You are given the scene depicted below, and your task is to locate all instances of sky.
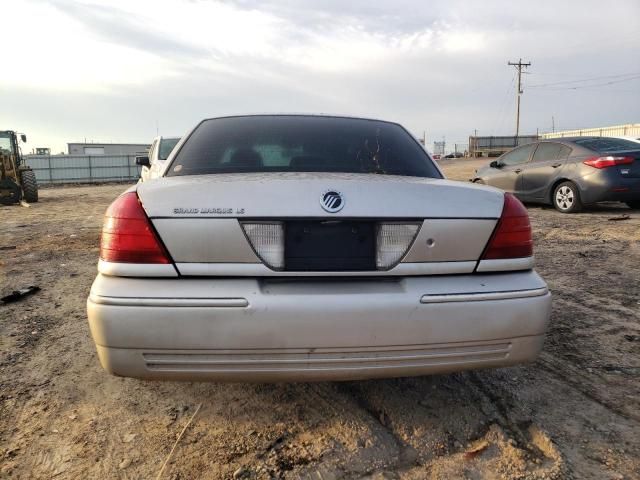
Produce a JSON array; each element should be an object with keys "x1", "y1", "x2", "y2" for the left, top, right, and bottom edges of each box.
[{"x1": 2, "y1": 0, "x2": 639, "y2": 154}]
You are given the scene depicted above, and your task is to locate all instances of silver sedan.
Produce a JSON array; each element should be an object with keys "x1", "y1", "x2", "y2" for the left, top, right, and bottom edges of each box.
[{"x1": 87, "y1": 114, "x2": 551, "y2": 382}]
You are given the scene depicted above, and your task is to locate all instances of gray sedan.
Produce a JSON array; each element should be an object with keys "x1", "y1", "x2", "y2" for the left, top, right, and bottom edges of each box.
[
  {"x1": 473, "y1": 137, "x2": 640, "y2": 213},
  {"x1": 87, "y1": 114, "x2": 551, "y2": 382}
]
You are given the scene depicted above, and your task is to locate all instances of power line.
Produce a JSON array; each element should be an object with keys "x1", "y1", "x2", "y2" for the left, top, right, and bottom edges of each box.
[
  {"x1": 528, "y1": 71, "x2": 640, "y2": 88},
  {"x1": 508, "y1": 58, "x2": 531, "y2": 136},
  {"x1": 531, "y1": 75, "x2": 640, "y2": 91}
]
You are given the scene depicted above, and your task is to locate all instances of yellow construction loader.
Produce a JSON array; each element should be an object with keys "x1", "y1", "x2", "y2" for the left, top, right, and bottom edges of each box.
[{"x1": 0, "y1": 130, "x2": 38, "y2": 205}]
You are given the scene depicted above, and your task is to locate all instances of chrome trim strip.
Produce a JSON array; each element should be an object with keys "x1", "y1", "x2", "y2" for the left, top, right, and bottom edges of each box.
[
  {"x1": 420, "y1": 287, "x2": 548, "y2": 304},
  {"x1": 143, "y1": 346, "x2": 511, "y2": 366},
  {"x1": 98, "y1": 260, "x2": 178, "y2": 278},
  {"x1": 143, "y1": 340, "x2": 514, "y2": 355},
  {"x1": 89, "y1": 294, "x2": 248, "y2": 308},
  {"x1": 175, "y1": 261, "x2": 477, "y2": 277},
  {"x1": 476, "y1": 256, "x2": 535, "y2": 273},
  {"x1": 145, "y1": 355, "x2": 510, "y2": 372}
]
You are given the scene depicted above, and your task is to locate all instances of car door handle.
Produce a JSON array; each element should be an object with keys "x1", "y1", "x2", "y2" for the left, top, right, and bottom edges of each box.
[
  {"x1": 551, "y1": 163, "x2": 562, "y2": 168},
  {"x1": 514, "y1": 168, "x2": 522, "y2": 174}
]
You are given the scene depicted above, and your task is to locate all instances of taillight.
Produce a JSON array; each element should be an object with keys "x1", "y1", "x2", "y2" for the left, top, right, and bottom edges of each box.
[
  {"x1": 100, "y1": 192, "x2": 170, "y2": 264},
  {"x1": 583, "y1": 156, "x2": 634, "y2": 169},
  {"x1": 482, "y1": 193, "x2": 532, "y2": 260}
]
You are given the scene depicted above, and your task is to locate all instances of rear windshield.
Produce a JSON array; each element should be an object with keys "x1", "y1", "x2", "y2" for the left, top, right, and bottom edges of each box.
[
  {"x1": 167, "y1": 116, "x2": 441, "y2": 178},
  {"x1": 158, "y1": 137, "x2": 180, "y2": 160},
  {"x1": 573, "y1": 137, "x2": 640, "y2": 153}
]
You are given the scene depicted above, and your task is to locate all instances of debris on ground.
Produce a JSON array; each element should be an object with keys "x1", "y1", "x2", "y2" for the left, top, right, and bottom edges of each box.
[
  {"x1": 1, "y1": 286, "x2": 40, "y2": 304},
  {"x1": 608, "y1": 214, "x2": 630, "y2": 221},
  {"x1": 233, "y1": 466, "x2": 249, "y2": 479},
  {"x1": 0, "y1": 245, "x2": 17, "y2": 251},
  {"x1": 463, "y1": 442, "x2": 489, "y2": 460}
]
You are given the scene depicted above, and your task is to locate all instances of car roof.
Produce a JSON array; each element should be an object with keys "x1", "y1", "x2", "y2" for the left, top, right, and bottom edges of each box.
[
  {"x1": 153, "y1": 135, "x2": 181, "y2": 142},
  {"x1": 200, "y1": 113, "x2": 401, "y2": 126}
]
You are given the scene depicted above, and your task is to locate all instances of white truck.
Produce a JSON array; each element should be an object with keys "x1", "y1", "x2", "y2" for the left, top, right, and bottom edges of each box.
[{"x1": 136, "y1": 136, "x2": 181, "y2": 182}]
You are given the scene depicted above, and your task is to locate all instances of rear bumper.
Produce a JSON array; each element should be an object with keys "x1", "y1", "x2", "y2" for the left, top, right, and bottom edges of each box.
[
  {"x1": 87, "y1": 271, "x2": 551, "y2": 381},
  {"x1": 575, "y1": 170, "x2": 640, "y2": 204}
]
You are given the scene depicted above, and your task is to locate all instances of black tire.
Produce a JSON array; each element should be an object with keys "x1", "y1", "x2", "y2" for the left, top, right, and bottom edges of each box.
[
  {"x1": 20, "y1": 169, "x2": 38, "y2": 203},
  {"x1": 553, "y1": 181, "x2": 582, "y2": 213},
  {"x1": 626, "y1": 201, "x2": 640, "y2": 210}
]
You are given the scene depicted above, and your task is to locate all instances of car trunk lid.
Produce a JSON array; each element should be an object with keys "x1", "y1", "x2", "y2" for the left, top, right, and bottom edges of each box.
[
  {"x1": 617, "y1": 150, "x2": 640, "y2": 178},
  {"x1": 137, "y1": 172, "x2": 503, "y2": 219},
  {"x1": 136, "y1": 173, "x2": 505, "y2": 275}
]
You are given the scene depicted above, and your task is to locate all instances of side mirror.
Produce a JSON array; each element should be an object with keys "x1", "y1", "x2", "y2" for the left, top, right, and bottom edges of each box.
[
  {"x1": 20, "y1": 134, "x2": 27, "y2": 143},
  {"x1": 136, "y1": 155, "x2": 150, "y2": 167},
  {"x1": 489, "y1": 160, "x2": 501, "y2": 168}
]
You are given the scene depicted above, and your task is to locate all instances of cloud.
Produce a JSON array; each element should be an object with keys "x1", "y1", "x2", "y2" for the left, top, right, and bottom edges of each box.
[
  {"x1": 49, "y1": 0, "x2": 212, "y2": 59},
  {"x1": 4, "y1": 0, "x2": 639, "y2": 153}
]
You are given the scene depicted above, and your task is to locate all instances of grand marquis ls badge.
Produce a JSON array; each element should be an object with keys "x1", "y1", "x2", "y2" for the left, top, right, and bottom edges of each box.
[{"x1": 320, "y1": 190, "x2": 344, "y2": 213}]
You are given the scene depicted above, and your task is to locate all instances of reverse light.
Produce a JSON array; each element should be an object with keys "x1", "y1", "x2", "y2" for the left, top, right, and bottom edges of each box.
[
  {"x1": 376, "y1": 223, "x2": 421, "y2": 269},
  {"x1": 242, "y1": 222, "x2": 285, "y2": 269},
  {"x1": 481, "y1": 193, "x2": 532, "y2": 260},
  {"x1": 100, "y1": 192, "x2": 170, "y2": 264},
  {"x1": 583, "y1": 156, "x2": 634, "y2": 169}
]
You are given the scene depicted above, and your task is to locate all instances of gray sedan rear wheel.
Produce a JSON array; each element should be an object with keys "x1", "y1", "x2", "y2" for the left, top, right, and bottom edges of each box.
[{"x1": 553, "y1": 181, "x2": 582, "y2": 213}]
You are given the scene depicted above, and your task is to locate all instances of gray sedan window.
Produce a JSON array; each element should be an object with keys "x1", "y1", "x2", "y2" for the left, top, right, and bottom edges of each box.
[
  {"x1": 574, "y1": 137, "x2": 640, "y2": 153},
  {"x1": 501, "y1": 143, "x2": 536, "y2": 166},
  {"x1": 558, "y1": 145, "x2": 572, "y2": 160},
  {"x1": 531, "y1": 143, "x2": 572, "y2": 163}
]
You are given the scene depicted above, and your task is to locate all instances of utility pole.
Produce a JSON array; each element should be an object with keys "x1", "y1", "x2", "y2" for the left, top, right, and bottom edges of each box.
[
  {"x1": 508, "y1": 58, "x2": 531, "y2": 137},
  {"x1": 552, "y1": 116, "x2": 555, "y2": 133}
]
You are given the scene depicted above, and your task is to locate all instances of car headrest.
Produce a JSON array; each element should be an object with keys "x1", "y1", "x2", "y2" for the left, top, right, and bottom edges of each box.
[{"x1": 229, "y1": 148, "x2": 263, "y2": 168}]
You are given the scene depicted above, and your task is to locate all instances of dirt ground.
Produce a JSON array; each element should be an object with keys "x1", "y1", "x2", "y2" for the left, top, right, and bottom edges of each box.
[{"x1": 1, "y1": 159, "x2": 639, "y2": 479}]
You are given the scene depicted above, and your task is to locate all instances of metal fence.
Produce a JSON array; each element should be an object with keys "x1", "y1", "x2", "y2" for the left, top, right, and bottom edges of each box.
[
  {"x1": 540, "y1": 123, "x2": 640, "y2": 139},
  {"x1": 468, "y1": 135, "x2": 539, "y2": 157},
  {"x1": 23, "y1": 154, "x2": 142, "y2": 184}
]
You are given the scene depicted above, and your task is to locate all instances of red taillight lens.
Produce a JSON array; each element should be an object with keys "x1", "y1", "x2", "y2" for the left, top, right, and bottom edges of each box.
[
  {"x1": 482, "y1": 193, "x2": 533, "y2": 260},
  {"x1": 583, "y1": 156, "x2": 634, "y2": 169},
  {"x1": 100, "y1": 192, "x2": 170, "y2": 264}
]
